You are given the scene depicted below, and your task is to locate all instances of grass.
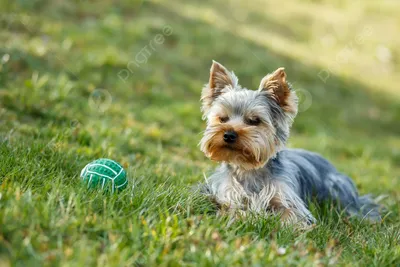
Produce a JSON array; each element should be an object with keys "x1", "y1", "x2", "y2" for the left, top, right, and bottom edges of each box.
[{"x1": 1, "y1": 0, "x2": 400, "y2": 266}]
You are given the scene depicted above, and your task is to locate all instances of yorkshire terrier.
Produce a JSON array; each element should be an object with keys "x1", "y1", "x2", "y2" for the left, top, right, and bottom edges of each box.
[{"x1": 199, "y1": 61, "x2": 381, "y2": 226}]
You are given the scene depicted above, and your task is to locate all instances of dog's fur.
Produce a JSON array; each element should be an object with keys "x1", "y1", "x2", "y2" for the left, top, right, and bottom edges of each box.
[{"x1": 199, "y1": 61, "x2": 381, "y2": 226}]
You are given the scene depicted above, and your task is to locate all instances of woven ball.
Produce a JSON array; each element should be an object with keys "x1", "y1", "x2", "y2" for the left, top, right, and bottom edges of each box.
[{"x1": 80, "y1": 158, "x2": 127, "y2": 193}]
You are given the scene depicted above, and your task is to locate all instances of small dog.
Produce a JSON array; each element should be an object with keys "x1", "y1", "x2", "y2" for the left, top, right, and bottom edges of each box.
[{"x1": 199, "y1": 61, "x2": 381, "y2": 226}]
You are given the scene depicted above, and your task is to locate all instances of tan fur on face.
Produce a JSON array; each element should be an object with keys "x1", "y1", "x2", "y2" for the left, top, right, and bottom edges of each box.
[
  {"x1": 200, "y1": 120, "x2": 278, "y2": 170},
  {"x1": 200, "y1": 62, "x2": 298, "y2": 170}
]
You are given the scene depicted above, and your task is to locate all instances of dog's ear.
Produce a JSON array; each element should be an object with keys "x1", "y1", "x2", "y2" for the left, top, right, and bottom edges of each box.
[
  {"x1": 208, "y1": 61, "x2": 237, "y2": 92},
  {"x1": 201, "y1": 61, "x2": 238, "y2": 114},
  {"x1": 259, "y1": 68, "x2": 297, "y2": 114}
]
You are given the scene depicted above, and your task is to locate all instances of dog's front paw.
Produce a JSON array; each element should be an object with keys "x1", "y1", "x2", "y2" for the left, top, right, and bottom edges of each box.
[{"x1": 279, "y1": 208, "x2": 317, "y2": 230}]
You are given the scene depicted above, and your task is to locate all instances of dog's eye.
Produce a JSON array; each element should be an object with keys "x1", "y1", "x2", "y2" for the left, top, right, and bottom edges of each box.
[
  {"x1": 246, "y1": 117, "x2": 261, "y2": 126},
  {"x1": 219, "y1": 116, "x2": 229, "y2": 123}
]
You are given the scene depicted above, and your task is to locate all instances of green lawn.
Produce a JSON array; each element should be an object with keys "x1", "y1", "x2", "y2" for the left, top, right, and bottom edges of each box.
[{"x1": 1, "y1": 0, "x2": 400, "y2": 266}]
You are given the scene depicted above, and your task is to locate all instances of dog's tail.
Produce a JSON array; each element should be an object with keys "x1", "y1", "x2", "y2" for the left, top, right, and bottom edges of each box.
[{"x1": 356, "y1": 194, "x2": 382, "y2": 222}]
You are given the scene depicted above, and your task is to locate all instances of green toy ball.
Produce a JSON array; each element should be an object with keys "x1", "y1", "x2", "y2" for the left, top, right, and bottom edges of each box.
[{"x1": 80, "y1": 158, "x2": 128, "y2": 193}]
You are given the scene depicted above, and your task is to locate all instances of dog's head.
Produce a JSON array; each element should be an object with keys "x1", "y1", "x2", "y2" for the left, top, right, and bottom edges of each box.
[{"x1": 200, "y1": 61, "x2": 298, "y2": 170}]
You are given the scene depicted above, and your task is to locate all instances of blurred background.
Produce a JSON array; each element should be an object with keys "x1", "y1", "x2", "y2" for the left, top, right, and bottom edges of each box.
[{"x1": 1, "y1": 0, "x2": 400, "y2": 198}]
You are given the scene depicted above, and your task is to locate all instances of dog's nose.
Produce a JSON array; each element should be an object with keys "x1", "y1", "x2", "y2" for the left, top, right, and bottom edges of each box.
[{"x1": 223, "y1": 130, "x2": 238, "y2": 143}]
